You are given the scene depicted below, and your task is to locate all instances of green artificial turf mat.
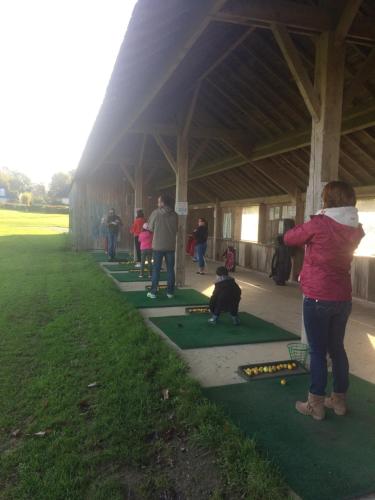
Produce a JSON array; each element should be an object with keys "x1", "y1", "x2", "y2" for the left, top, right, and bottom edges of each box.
[
  {"x1": 90, "y1": 251, "x2": 131, "y2": 262},
  {"x1": 112, "y1": 272, "x2": 167, "y2": 282},
  {"x1": 103, "y1": 263, "x2": 139, "y2": 271},
  {"x1": 204, "y1": 374, "x2": 375, "y2": 500},
  {"x1": 150, "y1": 312, "x2": 298, "y2": 349},
  {"x1": 121, "y1": 289, "x2": 208, "y2": 308}
]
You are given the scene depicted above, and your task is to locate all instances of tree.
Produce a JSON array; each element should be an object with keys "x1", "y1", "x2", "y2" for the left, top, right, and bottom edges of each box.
[
  {"x1": 20, "y1": 192, "x2": 32, "y2": 206},
  {"x1": 48, "y1": 172, "x2": 72, "y2": 201},
  {"x1": 0, "y1": 168, "x2": 32, "y2": 199},
  {"x1": 31, "y1": 183, "x2": 46, "y2": 204}
]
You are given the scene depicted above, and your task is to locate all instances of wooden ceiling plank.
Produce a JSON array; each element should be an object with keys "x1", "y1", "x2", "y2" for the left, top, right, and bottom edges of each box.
[{"x1": 344, "y1": 47, "x2": 375, "y2": 106}]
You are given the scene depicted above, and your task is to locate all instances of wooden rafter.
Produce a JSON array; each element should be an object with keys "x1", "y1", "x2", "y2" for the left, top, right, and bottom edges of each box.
[
  {"x1": 84, "y1": 0, "x2": 229, "y2": 175},
  {"x1": 335, "y1": 0, "x2": 363, "y2": 47},
  {"x1": 120, "y1": 164, "x2": 135, "y2": 190},
  {"x1": 181, "y1": 82, "x2": 201, "y2": 140},
  {"x1": 156, "y1": 102, "x2": 375, "y2": 189},
  {"x1": 213, "y1": 0, "x2": 330, "y2": 33},
  {"x1": 197, "y1": 27, "x2": 255, "y2": 82},
  {"x1": 153, "y1": 134, "x2": 177, "y2": 174},
  {"x1": 271, "y1": 24, "x2": 320, "y2": 122},
  {"x1": 213, "y1": 0, "x2": 375, "y2": 44}
]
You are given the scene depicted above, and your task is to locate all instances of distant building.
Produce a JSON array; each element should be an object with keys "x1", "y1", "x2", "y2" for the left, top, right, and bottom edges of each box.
[{"x1": 0, "y1": 187, "x2": 8, "y2": 204}]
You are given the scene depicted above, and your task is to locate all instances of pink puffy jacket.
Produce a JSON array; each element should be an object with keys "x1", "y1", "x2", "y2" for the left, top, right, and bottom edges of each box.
[
  {"x1": 138, "y1": 229, "x2": 153, "y2": 251},
  {"x1": 284, "y1": 214, "x2": 364, "y2": 301}
]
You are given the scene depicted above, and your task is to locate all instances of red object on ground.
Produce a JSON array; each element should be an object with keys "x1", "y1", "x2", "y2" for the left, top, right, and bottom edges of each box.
[
  {"x1": 223, "y1": 246, "x2": 236, "y2": 272},
  {"x1": 186, "y1": 235, "x2": 196, "y2": 256}
]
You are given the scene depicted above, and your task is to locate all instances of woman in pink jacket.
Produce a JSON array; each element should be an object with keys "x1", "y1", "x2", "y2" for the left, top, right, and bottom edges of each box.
[{"x1": 284, "y1": 181, "x2": 364, "y2": 420}]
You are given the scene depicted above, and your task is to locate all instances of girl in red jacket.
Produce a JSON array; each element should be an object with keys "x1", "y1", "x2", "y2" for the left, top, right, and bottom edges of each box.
[
  {"x1": 130, "y1": 209, "x2": 145, "y2": 266},
  {"x1": 284, "y1": 181, "x2": 364, "y2": 420}
]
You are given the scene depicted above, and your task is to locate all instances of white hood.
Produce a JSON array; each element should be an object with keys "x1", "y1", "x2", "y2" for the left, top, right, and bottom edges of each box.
[{"x1": 316, "y1": 206, "x2": 359, "y2": 228}]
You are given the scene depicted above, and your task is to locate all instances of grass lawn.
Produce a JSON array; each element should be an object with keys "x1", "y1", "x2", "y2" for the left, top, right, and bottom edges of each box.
[
  {"x1": 0, "y1": 208, "x2": 69, "y2": 235},
  {"x1": 0, "y1": 210, "x2": 287, "y2": 499}
]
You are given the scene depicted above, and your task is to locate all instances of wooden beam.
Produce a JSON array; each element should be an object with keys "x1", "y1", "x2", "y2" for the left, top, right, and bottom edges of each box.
[
  {"x1": 213, "y1": 1, "x2": 331, "y2": 33},
  {"x1": 197, "y1": 27, "x2": 255, "y2": 82},
  {"x1": 214, "y1": 2, "x2": 375, "y2": 44},
  {"x1": 335, "y1": 0, "x2": 363, "y2": 47},
  {"x1": 344, "y1": 47, "x2": 375, "y2": 107},
  {"x1": 175, "y1": 133, "x2": 189, "y2": 286},
  {"x1": 120, "y1": 164, "x2": 135, "y2": 190},
  {"x1": 156, "y1": 102, "x2": 375, "y2": 188},
  {"x1": 132, "y1": 122, "x2": 249, "y2": 141},
  {"x1": 305, "y1": 30, "x2": 346, "y2": 217},
  {"x1": 181, "y1": 82, "x2": 201, "y2": 140},
  {"x1": 153, "y1": 134, "x2": 177, "y2": 173},
  {"x1": 272, "y1": 24, "x2": 321, "y2": 121},
  {"x1": 80, "y1": 0, "x2": 228, "y2": 176}
]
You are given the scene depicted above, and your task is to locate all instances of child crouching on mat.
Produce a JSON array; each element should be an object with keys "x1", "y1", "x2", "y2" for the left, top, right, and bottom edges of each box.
[{"x1": 208, "y1": 266, "x2": 241, "y2": 325}]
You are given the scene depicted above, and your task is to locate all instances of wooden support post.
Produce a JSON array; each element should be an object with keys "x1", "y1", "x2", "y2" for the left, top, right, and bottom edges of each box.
[
  {"x1": 305, "y1": 31, "x2": 346, "y2": 219},
  {"x1": 175, "y1": 133, "x2": 189, "y2": 287},
  {"x1": 301, "y1": 32, "x2": 346, "y2": 345},
  {"x1": 257, "y1": 203, "x2": 267, "y2": 244},
  {"x1": 212, "y1": 199, "x2": 220, "y2": 261},
  {"x1": 292, "y1": 189, "x2": 304, "y2": 281}
]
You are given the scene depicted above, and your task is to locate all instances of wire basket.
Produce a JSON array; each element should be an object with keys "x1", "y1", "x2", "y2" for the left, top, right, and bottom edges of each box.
[{"x1": 287, "y1": 342, "x2": 309, "y2": 367}]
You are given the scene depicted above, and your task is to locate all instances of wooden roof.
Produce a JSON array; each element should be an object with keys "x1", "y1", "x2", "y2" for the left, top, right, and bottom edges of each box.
[{"x1": 77, "y1": 0, "x2": 375, "y2": 203}]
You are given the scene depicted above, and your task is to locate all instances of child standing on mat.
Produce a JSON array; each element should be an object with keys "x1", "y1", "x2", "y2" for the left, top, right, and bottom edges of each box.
[
  {"x1": 138, "y1": 223, "x2": 153, "y2": 279},
  {"x1": 208, "y1": 266, "x2": 241, "y2": 325}
]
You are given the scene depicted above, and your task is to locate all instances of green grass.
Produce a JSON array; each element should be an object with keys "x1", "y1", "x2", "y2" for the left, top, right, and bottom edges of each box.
[
  {"x1": 0, "y1": 211, "x2": 288, "y2": 499},
  {"x1": 0, "y1": 208, "x2": 69, "y2": 235}
]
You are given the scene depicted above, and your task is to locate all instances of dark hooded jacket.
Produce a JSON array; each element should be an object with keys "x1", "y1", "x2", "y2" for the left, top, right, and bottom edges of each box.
[{"x1": 209, "y1": 276, "x2": 241, "y2": 313}]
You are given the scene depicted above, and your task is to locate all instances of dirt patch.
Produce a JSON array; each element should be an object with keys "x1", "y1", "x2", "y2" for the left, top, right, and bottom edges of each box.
[{"x1": 90, "y1": 436, "x2": 226, "y2": 499}]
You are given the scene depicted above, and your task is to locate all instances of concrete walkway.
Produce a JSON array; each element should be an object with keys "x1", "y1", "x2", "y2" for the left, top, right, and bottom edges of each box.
[{"x1": 102, "y1": 257, "x2": 375, "y2": 388}]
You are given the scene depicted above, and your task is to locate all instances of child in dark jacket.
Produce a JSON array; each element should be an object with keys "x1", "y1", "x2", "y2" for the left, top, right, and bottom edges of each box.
[
  {"x1": 208, "y1": 266, "x2": 241, "y2": 325},
  {"x1": 269, "y1": 235, "x2": 292, "y2": 286}
]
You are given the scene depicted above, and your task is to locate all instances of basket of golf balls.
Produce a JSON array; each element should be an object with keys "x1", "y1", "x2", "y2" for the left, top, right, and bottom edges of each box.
[
  {"x1": 238, "y1": 360, "x2": 308, "y2": 381},
  {"x1": 185, "y1": 306, "x2": 210, "y2": 314}
]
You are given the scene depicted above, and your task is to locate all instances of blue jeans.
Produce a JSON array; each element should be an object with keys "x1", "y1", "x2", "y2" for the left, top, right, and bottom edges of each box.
[
  {"x1": 108, "y1": 231, "x2": 118, "y2": 259},
  {"x1": 303, "y1": 297, "x2": 352, "y2": 396},
  {"x1": 151, "y1": 250, "x2": 175, "y2": 295},
  {"x1": 196, "y1": 242, "x2": 207, "y2": 269}
]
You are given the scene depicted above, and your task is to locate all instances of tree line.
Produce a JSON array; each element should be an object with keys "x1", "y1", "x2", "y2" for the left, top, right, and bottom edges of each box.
[{"x1": 0, "y1": 168, "x2": 74, "y2": 205}]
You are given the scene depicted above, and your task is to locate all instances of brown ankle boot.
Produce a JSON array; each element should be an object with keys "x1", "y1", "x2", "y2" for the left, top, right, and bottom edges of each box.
[
  {"x1": 296, "y1": 392, "x2": 325, "y2": 420},
  {"x1": 324, "y1": 392, "x2": 347, "y2": 416}
]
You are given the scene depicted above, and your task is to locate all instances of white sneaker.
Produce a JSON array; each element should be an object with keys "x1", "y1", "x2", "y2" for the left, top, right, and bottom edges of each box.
[
  {"x1": 166, "y1": 293, "x2": 174, "y2": 299},
  {"x1": 147, "y1": 292, "x2": 156, "y2": 299},
  {"x1": 135, "y1": 262, "x2": 141, "y2": 268}
]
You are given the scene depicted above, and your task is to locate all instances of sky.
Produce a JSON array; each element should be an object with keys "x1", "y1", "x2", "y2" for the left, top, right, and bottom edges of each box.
[{"x1": 0, "y1": 0, "x2": 138, "y2": 187}]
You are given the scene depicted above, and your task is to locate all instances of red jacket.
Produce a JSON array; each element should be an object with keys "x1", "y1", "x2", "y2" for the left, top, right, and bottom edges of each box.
[
  {"x1": 284, "y1": 214, "x2": 364, "y2": 301},
  {"x1": 130, "y1": 217, "x2": 145, "y2": 236}
]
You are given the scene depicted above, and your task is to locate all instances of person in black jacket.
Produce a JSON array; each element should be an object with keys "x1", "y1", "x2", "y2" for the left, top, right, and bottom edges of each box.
[
  {"x1": 208, "y1": 266, "x2": 241, "y2": 325},
  {"x1": 193, "y1": 218, "x2": 208, "y2": 275},
  {"x1": 269, "y1": 235, "x2": 292, "y2": 286}
]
